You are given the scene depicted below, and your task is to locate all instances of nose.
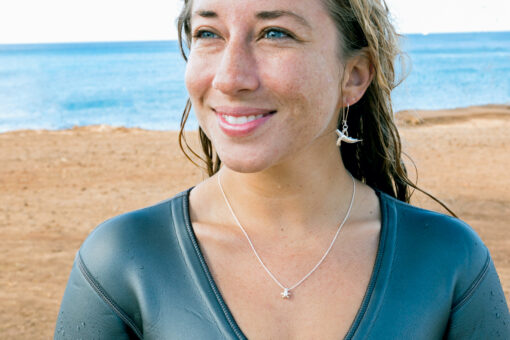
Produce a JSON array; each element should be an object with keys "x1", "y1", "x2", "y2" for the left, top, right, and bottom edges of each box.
[{"x1": 212, "y1": 40, "x2": 260, "y2": 95}]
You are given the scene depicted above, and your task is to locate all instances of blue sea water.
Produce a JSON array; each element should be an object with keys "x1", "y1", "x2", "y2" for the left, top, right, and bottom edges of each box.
[
  {"x1": 393, "y1": 31, "x2": 510, "y2": 111},
  {"x1": 0, "y1": 32, "x2": 509, "y2": 132}
]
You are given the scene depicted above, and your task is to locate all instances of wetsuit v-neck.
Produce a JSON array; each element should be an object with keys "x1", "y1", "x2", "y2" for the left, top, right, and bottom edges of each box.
[{"x1": 55, "y1": 189, "x2": 510, "y2": 339}]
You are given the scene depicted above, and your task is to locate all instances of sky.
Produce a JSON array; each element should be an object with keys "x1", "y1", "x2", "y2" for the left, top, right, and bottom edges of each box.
[{"x1": 0, "y1": 0, "x2": 509, "y2": 44}]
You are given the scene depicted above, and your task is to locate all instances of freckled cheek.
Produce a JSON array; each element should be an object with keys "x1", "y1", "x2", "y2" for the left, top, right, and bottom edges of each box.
[
  {"x1": 259, "y1": 59, "x2": 308, "y2": 102},
  {"x1": 262, "y1": 54, "x2": 341, "y2": 140},
  {"x1": 260, "y1": 56, "x2": 334, "y2": 113},
  {"x1": 184, "y1": 56, "x2": 216, "y2": 105},
  {"x1": 184, "y1": 59, "x2": 217, "y2": 137}
]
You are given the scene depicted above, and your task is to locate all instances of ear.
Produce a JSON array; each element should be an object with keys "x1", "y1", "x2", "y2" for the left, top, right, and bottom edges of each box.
[{"x1": 341, "y1": 49, "x2": 374, "y2": 106}]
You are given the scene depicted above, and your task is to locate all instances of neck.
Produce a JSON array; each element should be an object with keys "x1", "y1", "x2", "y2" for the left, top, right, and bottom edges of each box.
[{"x1": 217, "y1": 138, "x2": 354, "y2": 238}]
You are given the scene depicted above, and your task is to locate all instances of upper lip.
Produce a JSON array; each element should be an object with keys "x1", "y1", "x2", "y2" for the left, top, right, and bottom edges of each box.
[{"x1": 213, "y1": 106, "x2": 276, "y2": 117}]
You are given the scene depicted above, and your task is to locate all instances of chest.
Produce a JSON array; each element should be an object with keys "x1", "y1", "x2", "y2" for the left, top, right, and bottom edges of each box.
[{"x1": 192, "y1": 221, "x2": 381, "y2": 340}]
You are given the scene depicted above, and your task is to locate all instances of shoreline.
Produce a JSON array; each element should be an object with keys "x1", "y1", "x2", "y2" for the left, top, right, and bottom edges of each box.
[
  {"x1": 1, "y1": 104, "x2": 509, "y2": 135},
  {"x1": 395, "y1": 104, "x2": 510, "y2": 125},
  {"x1": 1, "y1": 104, "x2": 510, "y2": 338}
]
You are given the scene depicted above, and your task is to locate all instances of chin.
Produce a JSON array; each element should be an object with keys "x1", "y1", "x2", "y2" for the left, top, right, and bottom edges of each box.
[
  {"x1": 221, "y1": 159, "x2": 267, "y2": 174},
  {"x1": 219, "y1": 155, "x2": 271, "y2": 174}
]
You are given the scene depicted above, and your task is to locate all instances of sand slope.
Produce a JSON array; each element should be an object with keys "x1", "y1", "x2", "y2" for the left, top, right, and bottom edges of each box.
[{"x1": 1, "y1": 105, "x2": 509, "y2": 338}]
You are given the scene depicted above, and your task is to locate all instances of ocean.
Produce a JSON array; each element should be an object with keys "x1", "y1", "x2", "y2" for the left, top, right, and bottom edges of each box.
[{"x1": 0, "y1": 31, "x2": 509, "y2": 132}]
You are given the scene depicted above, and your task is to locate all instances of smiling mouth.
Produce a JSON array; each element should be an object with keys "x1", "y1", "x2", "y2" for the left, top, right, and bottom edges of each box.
[
  {"x1": 220, "y1": 111, "x2": 276, "y2": 125},
  {"x1": 214, "y1": 108, "x2": 277, "y2": 137}
]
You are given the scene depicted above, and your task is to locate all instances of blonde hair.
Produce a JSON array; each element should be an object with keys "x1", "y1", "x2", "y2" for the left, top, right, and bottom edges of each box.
[{"x1": 177, "y1": 0, "x2": 455, "y2": 215}]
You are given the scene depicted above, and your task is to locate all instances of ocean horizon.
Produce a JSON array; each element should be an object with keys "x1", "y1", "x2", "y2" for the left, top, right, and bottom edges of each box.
[{"x1": 1, "y1": 31, "x2": 509, "y2": 132}]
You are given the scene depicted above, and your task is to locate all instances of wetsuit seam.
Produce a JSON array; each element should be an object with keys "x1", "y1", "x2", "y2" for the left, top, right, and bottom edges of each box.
[
  {"x1": 344, "y1": 192, "x2": 389, "y2": 340},
  {"x1": 77, "y1": 252, "x2": 143, "y2": 339},
  {"x1": 361, "y1": 195, "x2": 397, "y2": 339},
  {"x1": 450, "y1": 249, "x2": 491, "y2": 313},
  {"x1": 170, "y1": 195, "x2": 232, "y2": 337},
  {"x1": 181, "y1": 189, "x2": 246, "y2": 340},
  {"x1": 381, "y1": 193, "x2": 456, "y2": 221}
]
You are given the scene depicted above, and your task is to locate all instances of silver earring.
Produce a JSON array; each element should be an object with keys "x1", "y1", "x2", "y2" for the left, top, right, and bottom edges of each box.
[{"x1": 336, "y1": 103, "x2": 362, "y2": 146}]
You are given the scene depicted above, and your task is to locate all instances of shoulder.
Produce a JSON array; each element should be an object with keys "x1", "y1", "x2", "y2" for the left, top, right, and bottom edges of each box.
[
  {"x1": 379, "y1": 190, "x2": 487, "y2": 254},
  {"x1": 378, "y1": 191, "x2": 491, "y2": 300},
  {"x1": 80, "y1": 190, "x2": 189, "y2": 261},
  {"x1": 75, "y1": 189, "x2": 191, "y2": 307}
]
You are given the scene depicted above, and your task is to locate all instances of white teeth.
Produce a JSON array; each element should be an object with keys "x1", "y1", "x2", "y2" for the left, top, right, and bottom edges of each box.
[{"x1": 222, "y1": 114, "x2": 264, "y2": 125}]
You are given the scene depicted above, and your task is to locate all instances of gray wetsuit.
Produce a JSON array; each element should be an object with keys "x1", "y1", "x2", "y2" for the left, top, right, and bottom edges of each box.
[{"x1": 55, "y1": 189, "x2": 510, "y2": 339}]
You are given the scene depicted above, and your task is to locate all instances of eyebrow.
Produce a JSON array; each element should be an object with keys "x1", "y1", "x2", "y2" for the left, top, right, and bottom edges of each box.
[
  {"x1": 194, "y1": 10, "x2": 217, "y2": 18},
  {"x1": 192, "y1": 9, "x2": 311, "y2": 28},
  {"x1": 256, "y1": 10, "x2": 311, "y2": 28}
]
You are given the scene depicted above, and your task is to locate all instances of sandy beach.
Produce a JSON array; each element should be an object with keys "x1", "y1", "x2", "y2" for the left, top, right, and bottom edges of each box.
[{"x1": 1, "y1": 104, "x2": 509, "y2": 338}]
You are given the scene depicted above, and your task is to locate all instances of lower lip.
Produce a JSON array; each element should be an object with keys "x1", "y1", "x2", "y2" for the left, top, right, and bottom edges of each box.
[{"x1": 217, "y1": 113, "x2": 274, "y2": 137}]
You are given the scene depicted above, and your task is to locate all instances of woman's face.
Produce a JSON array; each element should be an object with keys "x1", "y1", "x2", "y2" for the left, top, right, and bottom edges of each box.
[{"x1": 185, "y1": 0, "x2": 345, "y2": 173}]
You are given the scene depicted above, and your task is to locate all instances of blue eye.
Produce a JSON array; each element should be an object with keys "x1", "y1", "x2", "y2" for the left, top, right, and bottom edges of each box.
[
  {"x1": 195, "y1": 30, "x2": 218, "y2": 39},
  {"x1": 264, "y1": 29, "x2": 290, "y2": 40}
]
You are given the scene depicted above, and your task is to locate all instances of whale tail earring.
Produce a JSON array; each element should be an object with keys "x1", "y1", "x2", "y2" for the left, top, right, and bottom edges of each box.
[{"x1": 336, "y1": 103, "x2": 362, "y2": 146}]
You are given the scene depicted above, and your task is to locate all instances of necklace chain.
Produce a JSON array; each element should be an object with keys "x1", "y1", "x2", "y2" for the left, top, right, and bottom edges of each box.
[{"x1": 217, "y1": 173, "x2": 356, "y2": 299}]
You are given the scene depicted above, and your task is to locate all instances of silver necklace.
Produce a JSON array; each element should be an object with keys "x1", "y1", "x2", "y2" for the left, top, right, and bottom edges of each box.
[{"x1": 217, "y1": 173, "x2": 356, "y2": 300}]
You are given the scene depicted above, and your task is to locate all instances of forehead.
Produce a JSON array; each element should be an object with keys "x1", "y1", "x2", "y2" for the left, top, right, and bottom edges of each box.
[{"x1": 190, "y1": 0, "x2": 328, "y2": 24}]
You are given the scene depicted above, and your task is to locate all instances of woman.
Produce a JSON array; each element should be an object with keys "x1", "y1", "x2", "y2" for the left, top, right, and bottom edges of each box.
[{"x1": 55, "y1": 0, "x2": 510, "y2": 338}]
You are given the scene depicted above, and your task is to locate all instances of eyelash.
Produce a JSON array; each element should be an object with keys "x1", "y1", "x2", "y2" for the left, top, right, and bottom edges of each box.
[
  {"x1": 192, "y1": 28, "x2": 294, "y2": 41},
  {"x1": 260, "y1": 28, "x2": 292, "y2": 40},
  {"x1": 193, "y1": 30, "x2": 219, "y2": 40}
]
